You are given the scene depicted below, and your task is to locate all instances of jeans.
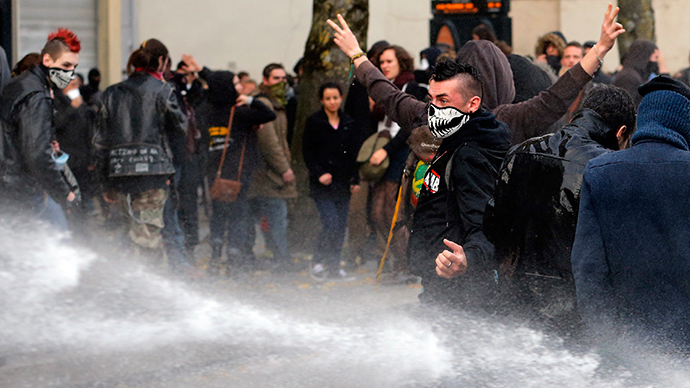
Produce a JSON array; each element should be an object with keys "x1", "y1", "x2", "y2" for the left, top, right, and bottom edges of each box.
[
  {"x1": 313, "y1": 197, "x2": 350, "y2": 274},
  {"x1": 210, "y1": 198, "x2": 253, "y2": 264},
  {"x1": 162, "y1": 188, "x2": 191, "y2": 271},
  {"x1": 177, "y1": 154, "x2": 203, "y2": 249},
  {"x1": 250, "y1": 197, "x2": 290, "y2": 261},
  {"x1": 30, "y1": 194, "x2": 69, "y2": 232}
]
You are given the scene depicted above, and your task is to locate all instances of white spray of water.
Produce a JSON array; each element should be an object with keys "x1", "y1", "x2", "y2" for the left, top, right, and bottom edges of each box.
[
  {"x1": 1, "y1": 219, "x2": 688, "y2": 388},
  {"x1": 0, "y1": 220, "x2": 452, "y2": 386}
]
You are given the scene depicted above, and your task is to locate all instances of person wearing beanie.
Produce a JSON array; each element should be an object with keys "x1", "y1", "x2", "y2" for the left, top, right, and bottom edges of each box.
[
  {"x1": 0, "y1": 28, "x2": 81, "y2": 230},
  {"x1": 571, "y1": 76, "x2": 690, "y2": 356}
]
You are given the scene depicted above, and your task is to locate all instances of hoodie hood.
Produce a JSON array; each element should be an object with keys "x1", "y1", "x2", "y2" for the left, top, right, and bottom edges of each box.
[
  {"x1": 623, "y1": 39, "x2": 658, "y2": 80},
  {"x1": 507, "y1": 54, "x2": 553, "y2": 103},
  {"x1": 421, "y1": 46, "x2": 442, "y2": 69},
  {"x1": 206, "y1": 70, "x2": 238, "y2": 106},
  {"x1": 535, "y1": 33, "x2": 566, "y2": 57},
  {"x1": 457, "y1": 40, "x2": 515, "y2": 110},
  {"x1": 438, "y1": 108, "x2": 511, "y2": 156}
]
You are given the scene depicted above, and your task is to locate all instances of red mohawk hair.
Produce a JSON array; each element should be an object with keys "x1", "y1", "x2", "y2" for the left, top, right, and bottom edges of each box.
[{"x1": 47, "y1": 28, "x2": 81, "y2": 53}]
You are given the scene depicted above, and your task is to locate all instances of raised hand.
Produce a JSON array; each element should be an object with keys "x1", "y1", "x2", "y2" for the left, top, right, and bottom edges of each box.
[
  {"x1": 180, "y1": 54, "x2": 202, "y2": 73},
  {"x1": 326, "y1": 14, "x2": 364, "y2": 58},
  {"x1": 597, "y1": 3, "x2": 625, "y2": 53}
]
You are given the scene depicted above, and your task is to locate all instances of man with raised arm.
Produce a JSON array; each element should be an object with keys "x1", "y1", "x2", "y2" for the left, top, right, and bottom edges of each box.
[
  {"x1": 331, "y1": 17, "x2": 510, "y2": 306},
  {"x1": 328, "y1": 4, "x2": 624, "y2": 307},
  {"x1": 329, "y1": 4, "x2": 624, "y2": 146}
]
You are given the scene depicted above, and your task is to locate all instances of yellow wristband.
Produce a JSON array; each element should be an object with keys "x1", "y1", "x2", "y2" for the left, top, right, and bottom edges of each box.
[{"x1": 351, "y1": 52, "x2": 366, "y2": 62}]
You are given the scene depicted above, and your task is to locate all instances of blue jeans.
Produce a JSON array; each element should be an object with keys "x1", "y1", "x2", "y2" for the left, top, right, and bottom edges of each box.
[
  {"x1": 162, "y1": 187, "x2": 191, "y2": 271},
  {"x1": 210, "y1": 198, "x2": 253, "y2": 263},
  {"x1": 30, "y1": 194, "x2": 69, "y2": 232},
  {"x1": 313, "y1": 197, "x2": 350, "y2": 274},
  {"x1": 251, "y1": 197, "x2": 290, "y2": 261}
]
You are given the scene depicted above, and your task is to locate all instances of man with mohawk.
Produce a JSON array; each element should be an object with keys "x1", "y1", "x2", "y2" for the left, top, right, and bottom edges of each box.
[
  {"x1": 0, "y1": 28, "x2": 81, "y2": 230},
  {"x1": 330, "y1": 14, "x2": 511, "y2": 307}
]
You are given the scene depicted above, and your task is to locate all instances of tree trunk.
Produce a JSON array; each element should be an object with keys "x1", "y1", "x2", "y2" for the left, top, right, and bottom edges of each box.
[
  {"x1": 617, "y1": 0, "x2": 655, "y2": 59},
  {"x1": 288, "y1": 0, "x2": 369, "y2": 255}
]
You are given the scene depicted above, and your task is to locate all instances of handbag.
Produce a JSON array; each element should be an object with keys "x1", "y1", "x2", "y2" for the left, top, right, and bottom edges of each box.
[
  {"x1": 357, "y1": 130, "x2": 390, "y2": 182},
  {"x1": 209, "y1": 106, "x2": 246, "y2": 202}
]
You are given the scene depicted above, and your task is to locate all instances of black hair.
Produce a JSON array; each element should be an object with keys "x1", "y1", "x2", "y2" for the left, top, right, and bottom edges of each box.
[
  {"x1": 318, "y1": 82, "x2": 342, "y2": 99},
  {"x1": 262, "y1": 63, "x2": 285, "y2": 80},
  {"x1": 431, "y1": 58, "x2": 483, "y2": 100},
  {"x1": 367, "y1": 40, "x2": 389, "y2": 68},
  {"x1": 583, "y1": 41, "x2": 597, "y2": 50},
  {"x1": 126, "y1": 38, "x2": 169, "y2": 75},
  {"x1": 581, "y1": 84, "x2": 637, "y2": 148}
]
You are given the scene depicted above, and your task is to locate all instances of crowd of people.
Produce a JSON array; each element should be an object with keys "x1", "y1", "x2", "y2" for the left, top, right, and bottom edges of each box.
[{"x1": 0, "y1": 3, "x2": 688, "y2": 360}]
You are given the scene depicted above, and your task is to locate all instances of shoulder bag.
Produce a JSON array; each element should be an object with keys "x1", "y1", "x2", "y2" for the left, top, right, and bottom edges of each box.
[{"x1": 209, "y1": 106, "x2": 246, "y2": 202}]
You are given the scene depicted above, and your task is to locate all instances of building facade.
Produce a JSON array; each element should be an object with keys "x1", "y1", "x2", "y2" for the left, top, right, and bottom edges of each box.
[{"x1": 6, "y1": 0, "x2": 690, "y2": 87}]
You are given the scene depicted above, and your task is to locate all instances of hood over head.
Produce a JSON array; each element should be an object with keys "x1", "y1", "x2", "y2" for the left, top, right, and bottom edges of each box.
[
  {"x1": 456, "y1": 40, "x2": 515, "y2": 110},
  {"x1": 535, "y1": 33, "x2": 566, "y2": 57},
  {"x1": 206, "y1": 70, "x2": 238, "y2": 106},
  {"x1": 421, "y1": 46, "x2": 443, "y2": 69},
  {"x1": 507, "y1": 54, "x2": 553, "y2": 103},
  {"x1": 622, "y1": 39, "x2": 658, "y2": 78}
]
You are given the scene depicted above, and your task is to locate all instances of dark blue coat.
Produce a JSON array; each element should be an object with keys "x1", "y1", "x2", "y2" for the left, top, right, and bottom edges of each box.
[{"x1": 571, "y1": 138, "x2": 690, "y2": 352}]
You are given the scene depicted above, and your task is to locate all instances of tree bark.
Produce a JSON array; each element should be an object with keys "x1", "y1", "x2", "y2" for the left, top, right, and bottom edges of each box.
[
  {"x1": 288, "y1": 0, "x2": 369, "y2": 254},
  {"x1": 617, "y1": 0, "x2": 655, "y2": 59}
]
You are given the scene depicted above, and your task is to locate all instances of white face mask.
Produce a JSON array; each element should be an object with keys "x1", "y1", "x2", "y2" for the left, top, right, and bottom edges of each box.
[
  {"x1": 419, "y1": 58, "x2": 430, "y2": 71},
  {"x1": 427, "y1": 103, "x2": 471, "y2": 139},
  {"x1": 48, "y1": 67, "x2": 75, "y2": 89}
]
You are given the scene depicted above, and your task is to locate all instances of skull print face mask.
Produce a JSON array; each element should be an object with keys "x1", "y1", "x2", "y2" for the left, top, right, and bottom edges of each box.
[{"x1": 427, "y1": 103, "x2": 471, "y2": 139}]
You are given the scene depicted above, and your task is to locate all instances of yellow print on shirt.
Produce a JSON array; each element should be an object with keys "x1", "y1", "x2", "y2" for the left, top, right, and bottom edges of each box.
[{"x1": 208, "y1": 126, "x2": 229, "y2": 137}]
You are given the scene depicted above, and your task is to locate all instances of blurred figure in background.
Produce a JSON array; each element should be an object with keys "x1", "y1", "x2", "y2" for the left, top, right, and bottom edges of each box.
[{"x1": 612, "y1": 39, "x2": 667, "y2": 107}]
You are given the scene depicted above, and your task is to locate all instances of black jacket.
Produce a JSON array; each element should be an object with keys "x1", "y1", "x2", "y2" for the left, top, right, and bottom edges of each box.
[
  {"x1": 302, "y1": 109, "x2": 359, "y2": 199},
  {"x1": 408, "y1": 109, "x2": 510, "y2": 306},
  {"x1": 197, "y1": 97, "x2": 276, "y2": 188},
  {"x1": 94, "y1": 72, "x2": 188, "y2": 193},
  {"x1": 485, "y1": 109, "x2": 618, "y2": 281},
  {"x1": 0, "y1": 65, "x2": 71, "y2": 204},
  {"x1": 53, "y1": 90, "x2": 97, "y2": 174}
]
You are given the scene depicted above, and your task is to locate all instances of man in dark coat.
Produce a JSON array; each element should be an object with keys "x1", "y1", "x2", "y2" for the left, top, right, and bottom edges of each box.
[
  {"x1": 0, "y1": 29, "x2": 81, "y2": 230},
  {"x1": 571, "y1": 76, "x2": 690, "y2": 355},
  {"x1": 411, "y1": 60, "x2": 510, "y2": 307},
  {"x1": 485, "y1": 84, "x2": 636, "y2": 335}
]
